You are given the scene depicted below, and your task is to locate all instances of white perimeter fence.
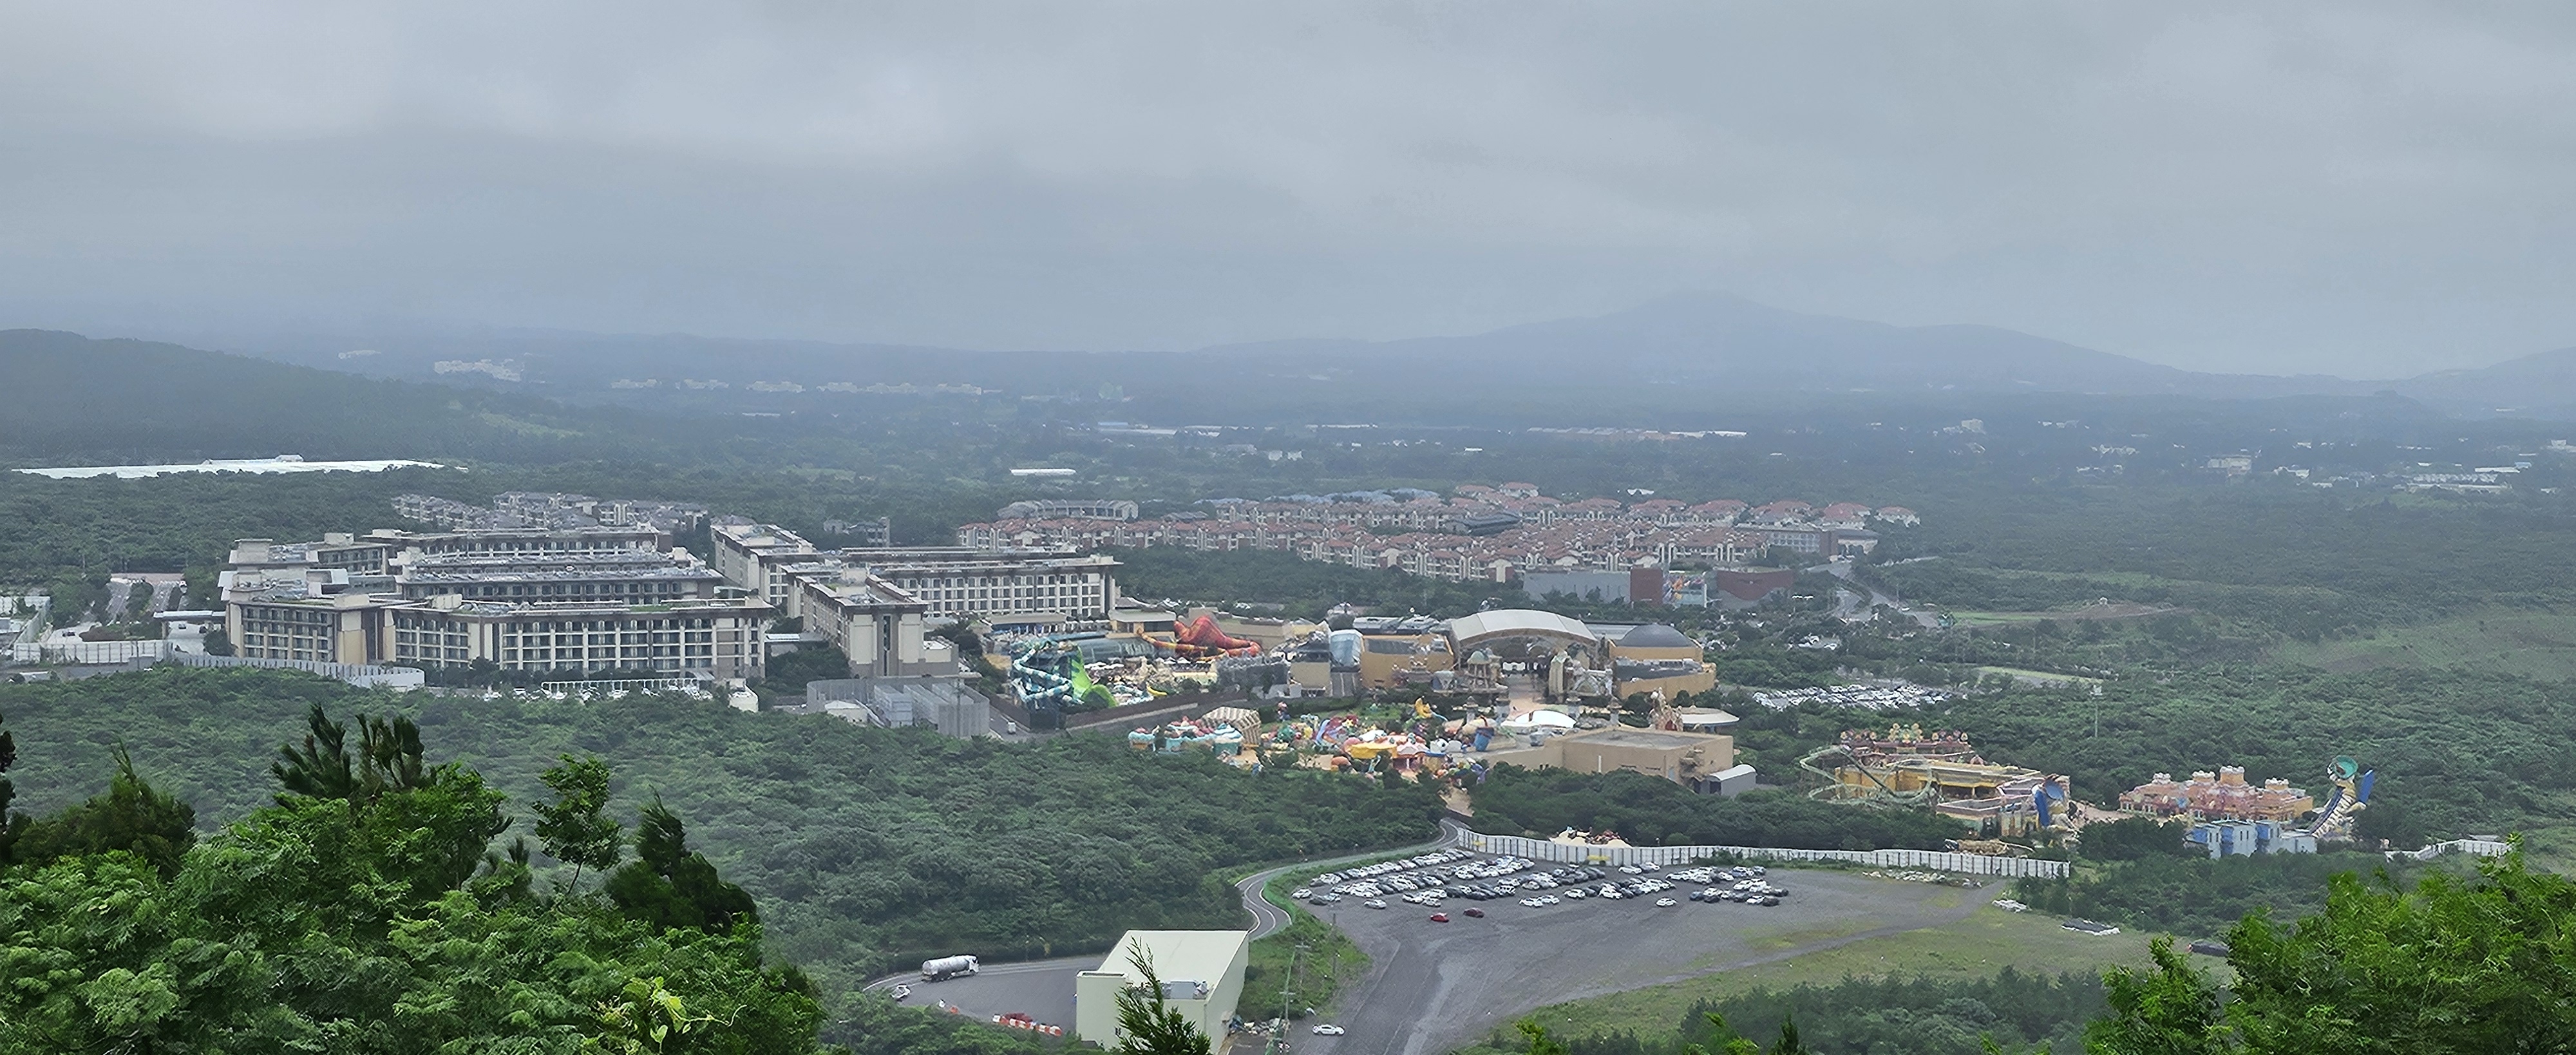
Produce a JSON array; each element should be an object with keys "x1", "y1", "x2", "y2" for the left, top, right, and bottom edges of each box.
[{"x1": 1463, "y1": 832, "x2": 2073, "y2": 879}]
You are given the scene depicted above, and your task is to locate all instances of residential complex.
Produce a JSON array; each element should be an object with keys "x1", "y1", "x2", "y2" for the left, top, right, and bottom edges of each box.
[
  {"x1": 958, "y1": 489, "x2": 1908, "y2": 587},
  {"x1": 712, "y1": 522, "x2": 1120, "y2": 627}
]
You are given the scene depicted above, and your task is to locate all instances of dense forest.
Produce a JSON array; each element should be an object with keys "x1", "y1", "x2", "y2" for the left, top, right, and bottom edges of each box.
[
  {"x1": 0, "y1": 668, "x2": 1446, "y2": 1008},
  {"x1": 1463, "y1": 766, "x2": 1962, "y2": 850},
  {"x1": 1926, "y1": 665, "x2": 2558, "y2": 841}
]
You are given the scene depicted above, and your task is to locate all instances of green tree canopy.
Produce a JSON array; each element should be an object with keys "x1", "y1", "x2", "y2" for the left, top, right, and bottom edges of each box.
[
  {"x1": 2085, "y1": 848, "x2": 2576, "y2": 1054},
  {"x1": 535, "y1": 754, "x2": 623, "y2": 889},
  {"x1": 0, "y1": 707, "x2": 825, "y2": 1054}
]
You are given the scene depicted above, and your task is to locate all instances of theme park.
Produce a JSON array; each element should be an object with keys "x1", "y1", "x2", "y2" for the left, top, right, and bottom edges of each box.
[
  {"x1": 994, "y1": 606, "x2": 1752, "y2": 788},
  {"x1": 989, "y1": 602, "x2": 2382, "y2": 862}
]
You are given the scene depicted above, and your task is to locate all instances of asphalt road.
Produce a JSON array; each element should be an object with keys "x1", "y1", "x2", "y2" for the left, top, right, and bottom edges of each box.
[
  {"x1": 1296, "y1": 869, "x2": 1982, "y2": 1055},
  {"x1": 881, "y1": 956, "x2": 1096, "y2": 1029},
  {"x1": 1814, "y1": 560, "x2": 1942, "y2": 629}
]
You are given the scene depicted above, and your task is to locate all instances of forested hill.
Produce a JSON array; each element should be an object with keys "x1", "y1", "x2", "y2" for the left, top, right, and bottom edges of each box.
[{"x1": 0, "y1": 328, "x2": 634, "y2": 466}]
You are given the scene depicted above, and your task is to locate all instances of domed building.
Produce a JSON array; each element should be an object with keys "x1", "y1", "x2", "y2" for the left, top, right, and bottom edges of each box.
[{"x1": 1605, "y1": 623, "x2": 1716, "y2": 698}]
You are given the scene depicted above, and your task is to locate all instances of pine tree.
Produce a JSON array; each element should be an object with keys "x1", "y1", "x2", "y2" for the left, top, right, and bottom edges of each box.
[
  {"x1": 605, "y1": 797, "x2": 758, "y2": 933},
  {"x1": 1112, "y1": 941, "x2": 1213, "y2": 1055}
]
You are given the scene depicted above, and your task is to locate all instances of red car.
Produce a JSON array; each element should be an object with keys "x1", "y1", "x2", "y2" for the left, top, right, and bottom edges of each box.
[
  {"x1": 1429, "y1": 913, "x2": 1450, "y2": 922},
  {"x1": 1463, "y1": 908, "x2": 1486, "y2": 918}
]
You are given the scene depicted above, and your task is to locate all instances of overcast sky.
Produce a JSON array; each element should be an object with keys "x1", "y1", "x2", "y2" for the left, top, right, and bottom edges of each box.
[{"x1": 3, "y1": 3, "x2": 2572, "y2": 377}]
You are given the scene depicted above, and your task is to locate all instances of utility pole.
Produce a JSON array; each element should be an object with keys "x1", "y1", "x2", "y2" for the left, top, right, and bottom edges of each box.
[{"x1": 1282, "y1": 942, "x2": 1310, "y2": 1030}]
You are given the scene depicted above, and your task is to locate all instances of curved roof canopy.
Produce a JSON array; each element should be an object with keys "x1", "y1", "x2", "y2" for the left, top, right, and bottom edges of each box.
[
  {"x1": 1447, "y1": 609, "x2": 1600, "y2": 651},
  {"x1": 1616, "y1": 623, "x2": 1695, "y2": 649}
]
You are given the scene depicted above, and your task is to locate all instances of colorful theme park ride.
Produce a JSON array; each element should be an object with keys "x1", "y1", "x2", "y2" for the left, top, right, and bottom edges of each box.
[
  {"x1": 1146, "y1": 614, "x2": 1264, "y2": 658},
  {"x1": 2309, "y1": 756, "x2": 2374, "y2": 839},
  {"x1": 1009, "y1": 644, "x2": 1115, "y2": 716},
  {"x1": 1801, "y1": 723, "x2": 2072, "y2": 837}
]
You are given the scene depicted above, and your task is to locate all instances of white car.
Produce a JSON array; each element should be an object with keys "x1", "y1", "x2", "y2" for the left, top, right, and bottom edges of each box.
[
  {"x1": 1363, "y1": 898, "x2": 1388, "y2": 909},
  {"x1": 1562, "y1": 888, "x2": 1586, "y2": 899},
  {"x1": 1655, "y1": 897, "x2": 1678, "y2": 907},
  {"x1": 1312, "y1": 1024, "x2": 1347, "y2": 1036},
  {"x1": 1291, "y1": 889, "x2": 1312, "y2": 900},
  {"x1": 1540, "y1": 895, "x2": 1561, "y2": 905}
]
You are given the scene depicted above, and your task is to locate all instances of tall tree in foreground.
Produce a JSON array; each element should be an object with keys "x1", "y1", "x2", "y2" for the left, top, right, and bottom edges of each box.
[
  {"x1": 0, "y1": 708, "x2": 21, "y2": 862},
  {"x1": 535, "y1": 753, "x2": 623, "y2": 891},
  {"x1": 606, "y1": 797, "x2": 759, "y2": 933},
  {"x1": 2085, "y1": 847, "x2": 2575, "y2": 1054},
  {"x1": 1112, "y1": 941, "x2": 1214, "y2": 1055},
  {"x1": 272, "y1": 703, "x2": 429, "y2": 804}
]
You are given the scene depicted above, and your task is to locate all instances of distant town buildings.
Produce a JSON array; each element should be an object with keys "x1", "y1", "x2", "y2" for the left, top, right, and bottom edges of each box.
[
  {"x1": 995, "y1": 498, "x2": 1139, "y2": 522},
  {"x1": 958, "y1": 489, "x2": 1911, "y2": 588},
  {"x1": 393, "y1": 491, "x2": 708, "y2": 533}
]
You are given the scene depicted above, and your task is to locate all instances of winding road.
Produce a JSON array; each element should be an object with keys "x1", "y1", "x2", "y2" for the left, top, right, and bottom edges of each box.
[{"x1": 1235, "y1": 819, "x2": 1472, "y2": 939}]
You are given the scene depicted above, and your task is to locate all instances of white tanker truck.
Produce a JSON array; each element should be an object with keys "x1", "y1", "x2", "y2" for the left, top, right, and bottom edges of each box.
[{"x1": 920, "y1": 954, "x2": 981, "y2": 982}]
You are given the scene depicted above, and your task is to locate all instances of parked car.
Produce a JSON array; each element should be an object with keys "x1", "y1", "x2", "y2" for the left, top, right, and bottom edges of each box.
[
  {"x1": 1655, "y1": 897, "x2": 1678, "y2": 907},
  {"x1": 1291, "y1": 889, "x2": 1312, "y2": 900},
  {"x1": 1463, "y1": 908, "x2": 1486, "y2": 918},
  {"x1": 1429, "y1": 913, "x2": 1450, "y2": 922},
  {"x1": 1363, "y1": 898, "x2": 1387, "y2": 909}
]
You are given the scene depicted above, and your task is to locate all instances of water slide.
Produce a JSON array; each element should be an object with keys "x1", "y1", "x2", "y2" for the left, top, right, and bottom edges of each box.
[{"x1": 2307, "y1": 756, "x2": 2374, "y2": 839}]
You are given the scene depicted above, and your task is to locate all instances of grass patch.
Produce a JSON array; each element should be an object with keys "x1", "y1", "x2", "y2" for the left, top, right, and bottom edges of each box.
[
  {"x1": 1492, "y1": 906, "x2": 2164, "y2": 1043},
  {"x1": 1244, "y1": 915, "x2": 1368, "y2": 1022},
  {"x1": 2270, "y1": 607, "x2": 2576, "y2": 680}
]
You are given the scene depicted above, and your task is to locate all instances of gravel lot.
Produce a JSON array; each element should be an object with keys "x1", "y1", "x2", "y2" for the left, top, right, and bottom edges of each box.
[{"x1": 1296, "y1": 869, "x2": 1980, "y2": 1055}]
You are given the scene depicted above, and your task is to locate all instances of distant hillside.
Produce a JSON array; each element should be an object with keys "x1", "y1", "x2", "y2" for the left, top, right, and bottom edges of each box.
[
  {"x1": 0, "y1": 329, "x2": 632, "y2": 466},
  {"x1": 212, "y1": 294, "x2": 2378, "y2": 421},
  {"x1": 2392, "y1": 346, "x2": 2576, "y2": 419},
  {"x1": 1208, "y1": 292, "x2": 2360, "y2": 399},
  {"x1": 80, "y1": 296, "x2": 2576, "y2": 424}
]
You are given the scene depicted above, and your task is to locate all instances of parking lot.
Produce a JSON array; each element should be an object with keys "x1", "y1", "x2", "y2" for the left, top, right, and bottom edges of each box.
[
  {"x1": 890, "y1": 850, "x2": 1984, "y2": 1054},
  {"x1": 1290, "y1": 857, "x2": 1981, "y2": 1055}
]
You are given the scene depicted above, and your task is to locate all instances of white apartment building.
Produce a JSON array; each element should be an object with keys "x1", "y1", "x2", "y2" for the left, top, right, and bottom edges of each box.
[{"x1": 840, "y1": 547, "x2": 1119, "y2": 624}]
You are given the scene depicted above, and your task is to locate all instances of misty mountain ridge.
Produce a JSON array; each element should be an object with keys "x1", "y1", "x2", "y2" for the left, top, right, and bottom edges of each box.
[{"x1": 58, "y1": 292, "x2": 2576, "y2": 419}]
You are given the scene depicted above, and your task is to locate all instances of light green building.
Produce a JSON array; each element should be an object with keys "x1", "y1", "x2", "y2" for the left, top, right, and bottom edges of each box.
[{"x1": 1074, "y1": 929, "x2": 1249, "y2": 1047}]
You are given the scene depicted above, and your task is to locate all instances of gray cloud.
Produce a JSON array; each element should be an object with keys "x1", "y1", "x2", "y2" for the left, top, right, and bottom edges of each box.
[{"x1": 3, "y1": 2, "x2": 2573, "y2": 375}]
